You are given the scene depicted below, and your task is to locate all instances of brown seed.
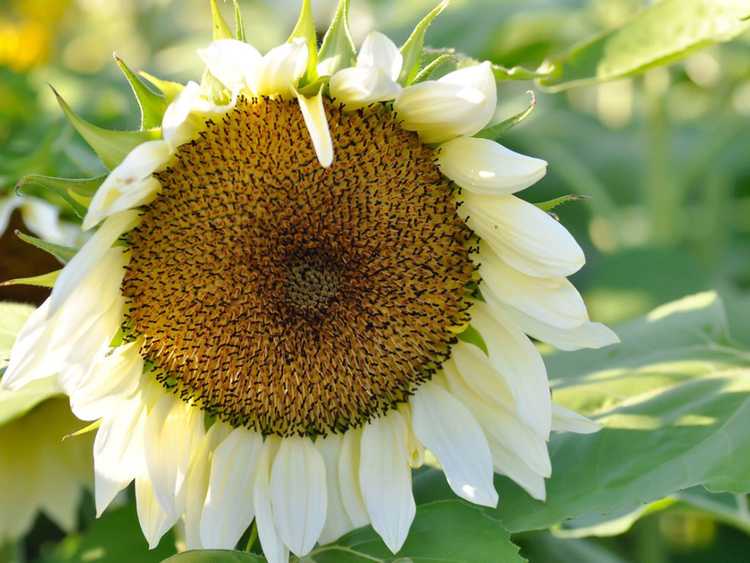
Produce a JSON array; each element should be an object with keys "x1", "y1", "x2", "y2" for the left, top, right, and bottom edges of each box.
[{"x1": 121, "y1": 97, "x2": 474, "y2": 437}]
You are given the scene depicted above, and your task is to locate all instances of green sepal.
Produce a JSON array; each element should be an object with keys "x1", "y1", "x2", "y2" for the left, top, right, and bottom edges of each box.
[
  {"x1": 231, "y1": 0, "x2": 245, "y2": 41},
  {"x1": 114, "y1": 54, "x2": 168, "y2": 130},
  {"x1": 139, "y1": 71, "x2": 184, "y2": 104},
  {"x1": 412, "y1": 52, "x2": 455, "y2": 83},
  {"x1": 51, "y1": 86, "x2": 161, "y2": 170},
  {"x1": 297, "y1": 76, "x2": 329, "y2": 97},
  {"x1": 398, "y1": 0, "x2": 449, "y2": 85},
  {"x1": 210, "y1": 0, "x2": 233, "y2": 40},
  {"x1": 0, "y1": 270, "x2": 60, "y2": 289},
  {"x1": 63, "y1": 419, "x2": 102, "y2": 441},
  {"x1": 288, "y1": 0, "x2": 319, "y2": 85},
  {"x1": 492, "y1": 63, "x2": 550, "y2": 81},
  {"x1": 15, "y1": 174, "x2": 105, "y2": 219},
  {"x1": 535, "y1": 194, "x2": 589, "y2": 213},
  {"x1": 15, "y1": 231, "x2": 77, "y2": 263},
  {"x1": 476, "y1": 91, "x2": 536, "y2": 141},
  {"x1": 318, "y1": 0, "x2": 356, "y2": 75},
  {"x1": 457, "y1": 324, "x2": 488, "y2": 355}
]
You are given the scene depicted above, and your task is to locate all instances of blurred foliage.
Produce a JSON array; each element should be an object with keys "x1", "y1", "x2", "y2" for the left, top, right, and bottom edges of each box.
[{"x1": 1, "y1": 0, "x2": 750, "y2": 562}]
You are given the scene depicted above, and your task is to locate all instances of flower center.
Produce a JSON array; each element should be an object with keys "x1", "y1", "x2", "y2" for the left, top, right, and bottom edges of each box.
[{"x1": 122, "y1": 97, "x2": 474, "y2": 436}]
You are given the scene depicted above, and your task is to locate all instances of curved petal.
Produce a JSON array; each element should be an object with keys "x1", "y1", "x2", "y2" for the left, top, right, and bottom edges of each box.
[
  {"x1": 162, "y1": 81, "x2": 235, "y2": 149},
  {"x1": 200, "y1": 426, "x2": 262, "y2": 549},
  {"x1": 135, "y1": 476, "x2": 172, "y2": 549},
  {"x1": 83, "y1": 140, "x2": 171, "y2": 230},
  {"x1": 338, "y1": 429, "x2": 369, "y2": 529},
  {"x1": 20, "y1": 197, "x2": 78, "y2": 246},
  {"x1": 254, "y1": 437, "x2": 289, "y2": 563},
  {"x1": 316, "y1": 434, "x2": 356, "y2": 545},
  {"x1": 461, "y1": 194, "x2": 584, "y2": 278},
  {"x1": 552, "y1": 403, "x2": 601, "y2": 434},
  {"x1": 198, "y1": 39, "x2": 262, "y2": 92},
  {"x1": 484, "y1": 289, "x2": 619, "y2": 351},
  {"x1": 270, "y1": 436, "x2": 327, "y2": 556},
  {"x1": 359, "y1": 411, "x2": 415, "y2": 554},
  {"x1": 478, "y1": 243, "x2": 589, "y2": 329},
  {"x1": 296, "y1": 90, "x2": 334, "y2": 168},
  {"x1": 357, "y1": 31, "x2": 402, "y2": 81},
  {"x1": 329, "y1": 66, "x2": 401, "y2": 109},
  {"x1": 439, "y1": 136, "x2": 547, "y2": 195},
  {"x1": 254, "y1": 39, "x2": 308, "y2": 98},
  {"x1": 468, "y1": 301, "x2": 551, "y2": 439},
  {"x1": 443, "y1": 362, "x2": 551, "y2": 478},
  {"x1": 93, "y1": 396, "x2": 146, "y2": 515},
  {"x1": 410, "y1": 382, "x2": 498, "y2": 507},
  {"x1": 50, "y1": 210, "x2": 138, "y2": 316},
  {"x1": 488, "y1": 438, "x2": 546, "y2": 501},
  {"x1": 394, "y1": 62, "x2": 496, "y2": 143}
]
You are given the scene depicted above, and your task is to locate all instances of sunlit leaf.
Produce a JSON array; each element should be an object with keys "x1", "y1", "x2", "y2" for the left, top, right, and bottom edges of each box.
[
  {"x1": 114, "y1": 55, "x2": 168, "y2": 130},
  {"x1": 476, "y1": 91, "x2": 536, "y2": 140},
  {"x1": 318, "y1": 0, "x2": 356, "y2": 76},
  {"x1": 0, "y1": 269, "x2": 60, "y2": 289},
  {"x1": 232, "y1": 0, "x2": 245, "y2": 41},
  {"x1": 534, "y1": 194, "x2": 588, "y2": 213},
  {"x1": 16, "y1": 174, "x2": 105, "y2": 219},
  {"x1": 51, "y1": 86, "x2": 161, "y2": 170},
  {"x1": 540, "y1": 0, "x2": 750, "y2": 91},
  {"x1": 399, "y1": 0, "x2": 449, "y2": 85},
  {"x1": 288, "y1": 0, "x2": 318, "y2": 85},
  {"x1": 139, "y1": 71, "x2": 184, "y2": 104},
  {"x1": 15, "y1": 231, "x2": 77, "y2": 263},
  {"x1": 209, "y1": 0, "x2": 233, "y2": 40},
  {"x1": 415, "y1": 293, "x2": 750, "y2": 533}
]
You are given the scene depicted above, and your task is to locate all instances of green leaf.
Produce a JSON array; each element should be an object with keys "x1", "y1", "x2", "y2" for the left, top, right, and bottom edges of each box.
[
  {"x1": 476, "y1": 91, "x2": 536, "y2": 140},
  {"x1": 539, "y1": 0, "x2": 750, "y2": 91},
  {"x1": 114, "y1": 55, "x2": 168, "y2": 130},
  {"x1": 162, "y1": 552, "x2": 264, "y2": 563},
  {"x1": 51, "y1": 86, "x2": 161, "y2": 170},
  {"x1": 415, "y1": 292, "x2": 750, "y2": 534},
  {"x1": 0, "y1": 269, "x2": 60, "y2": 289},
  {"x1": 139, "y1": 71, "x2": 184, "y2": 104},
  {"x1": 0, "y1": 378, "x2": 61, "y2": 426},
  {"x1": 412, "y1": 52, "x2": 455, "y2": 83},
  {"x1": 318, "y1": 0, "x2": 356, "y2": 76},
  {"x1": 15, "y1": 231, "x2": 77, "y2": 263},
  {"x1": 16, "y1": 174, "x2": 105, "y2": 219},
  {"x1": 288, "y1": 0, "x2": 318, "y2": 85},
  {"x1": 40, "y1": 503, "x2": 177, "y2": 562},
  {"x1": 0, "y1": 302, "x2": 34, "y2": 370},
  {"x1": 534, "y1": 194, "x2": 589, "y2": 213},
  {"x1": 210, "y1": 0, "x2": 233, "y2": 40},
  {"x1": 232, "y1": 0, "x2": 245, "y2": 41},
  {"x1": 398, "y1": 0, "x2": 449, "y2": 85},
  {"x1": 492, "y1": 63, "x2": 549, "y2": 81}
]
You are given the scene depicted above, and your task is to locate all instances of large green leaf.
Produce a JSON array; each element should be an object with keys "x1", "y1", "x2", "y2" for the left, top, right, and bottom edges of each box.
[
  {"x1": 162, "y1": 501, "x2": 523, "y2": 563},
  {"x1": 540, "y1": 0, "x2": 750, "y2": 91},
  {"x1": 40, "y1": 503, "x2": 176, "y2": 562},
  {"x1": 415, "y1": 292, "x2": 750, "y2": 534}
]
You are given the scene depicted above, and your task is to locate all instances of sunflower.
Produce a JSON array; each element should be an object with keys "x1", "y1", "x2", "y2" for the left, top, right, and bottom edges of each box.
[{"x1": 1, "y1": 1, "x2": 617, "y2": 560}]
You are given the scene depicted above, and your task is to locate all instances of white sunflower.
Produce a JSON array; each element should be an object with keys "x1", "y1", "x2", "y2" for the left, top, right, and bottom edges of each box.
[{"x1": 1, "y1": 1, "x2": 617, "y2": 560}]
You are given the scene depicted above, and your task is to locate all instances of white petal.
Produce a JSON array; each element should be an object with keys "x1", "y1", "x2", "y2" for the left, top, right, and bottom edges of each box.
[
  {"x1": 329, "y1": 66, "x2": 401, "y2": 109},
  {"x1": 198, "y1": 39, "x2": 262, "y2": 92},
  {"x1": 0, "y1": 194, "x2": 19, "y2": 235},
  {"x1": 183, "y1": 421, "x2": 232, "y2": 550},
  {"x1": 94, "y1": 396, "x2": 146, "y2": 515},
  {"x1": 200, "y1": 427, "x2": 262, "y2": 549},
  {"x1": 478, "y1": 243, "x2": 588, "y2": 329},
  {"x1": 359, "y1": 411, "x2": 415, "y2": 554},
  {"x1": 4, "y1": 248, "x2": 127, "y2": 391},
  {"x1": 64, "y1": 341, "x2": 143, "y2": 421},
  {"x1": 49, "y1": 210, "x2": 138, "y2": 316},
  {"x1": 136, "y1": 476, "x2": 173, "y2": 549},
  {"x1": 468, "y1": 301, "x2": 552, "y2": 439},
  {"x1": 144, "y1": 395, "x2": 204, "y2": 521},
  {"x1": 552, "y1": 403, "x2": 601, "y2": 434},
  {"x1": 338, "y1": 429, "x2": 369, "y2": 529},
  {"x1": 83, "y1": 140, "x2": 171, "y2": 230},
  {"x1": 443, "y1": 363, "x2": 551, "y2": 478},
  {"x1": 254, "y1": 438, "x2": 289, "y2": 563},
  {"x1": 297, "y1": 90, "x2": 334, "y2": 168},
  {"x1": 439, "y1": 136, "x2": 546, "y2": 195},
  {"x1": 394, "y1": 62, "x2": 497, "y2": 143},
  {"x1": 484, "y1": 291, "x2": 619, "y2": 351},
  {"x1": 271, "y1": 436, "x2": 327, "y2": 556},
  {"x1": 357, "y1": 31, "x2": 402, "y2": 81},
  {"x1": 410, "y1": 382, "x2": 498, "y2": 507},
  {"x1": 162, "y1": 81, "x2": 235, "y2": 148},
  {"x1": 487, "y1": 438, "x2": 546, "y2": 501},
  {"x1": 316, "y1": 434, "x2": 356, "y2": 544},
  {"x1": 461, "y1": 194, "x2": 584, "y2": 278},
  {"x1": 254, "y1": 39, "x2": 308, "y2": 97},
  {"x1": 20, "y1": 197, "x2": 77, "y2": 246}
]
